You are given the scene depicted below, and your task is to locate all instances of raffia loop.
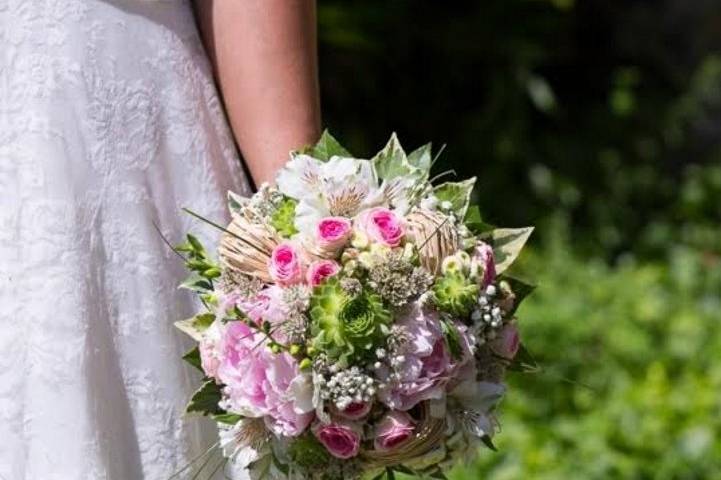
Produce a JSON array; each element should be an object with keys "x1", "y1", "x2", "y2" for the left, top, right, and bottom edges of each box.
[
  {"x1": 362, "y1": 402, "x2": 447, "y2": 468},
  {"x1": 218, "y1": 211, "x2": 281, "y2": 283},
  {"x1": 405, "y1": 208, "x2": 459, "y2": 275}
]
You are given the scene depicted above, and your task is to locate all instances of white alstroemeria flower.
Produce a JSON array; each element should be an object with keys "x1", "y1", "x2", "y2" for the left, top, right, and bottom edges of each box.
[
  {"x1": 451, "y1": 380, "x2": 505, "y2": 412},
  {"x1": 378, "y1": 175, "x2": 428, "y2": 215},
  {"x1": 276, "y1": 154, "x2": 381, "y2": 234},
  {"x1": 448, "y1": 381, "x2": 505, "y2": 438},
  {"x1": 218, "y1": 418, "x2": 270, "y2": 468}
]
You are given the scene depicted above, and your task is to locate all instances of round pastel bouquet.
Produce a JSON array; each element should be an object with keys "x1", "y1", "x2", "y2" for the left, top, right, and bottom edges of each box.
[{"x1": 173, "y1": 132, "x2": 535, "y2": 480}]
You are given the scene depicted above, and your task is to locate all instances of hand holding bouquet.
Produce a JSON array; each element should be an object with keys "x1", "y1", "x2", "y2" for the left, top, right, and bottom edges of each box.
[{"x1": 174, "y1": 132, "x2": 534, "y2": 479}]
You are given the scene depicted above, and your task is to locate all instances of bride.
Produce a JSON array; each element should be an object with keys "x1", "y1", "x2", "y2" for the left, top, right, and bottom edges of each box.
[{"x1": 0, "y1": 0, "x2": 320, "y2": 478}]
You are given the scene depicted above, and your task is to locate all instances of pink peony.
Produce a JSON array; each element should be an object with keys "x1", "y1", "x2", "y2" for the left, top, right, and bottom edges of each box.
[
  {"x1": 316, "y1": 217, "x2": 353, "y2": 251},
  {"x1": 473, "y1": 241, "x2": 496, "y2": 287},
  {"x1": 491, "y1": 324, "x2": 520, "y2": 359},
  {"x1": 268, "y1": 242, "x2": 304, "y2": 285},
  {"x1": 217, "y1": 321, "x2": 314, "y2": 437},
  {"x1": 374, "y1": 411, "x2": 415, "y2": 451},
  {"x1": 379, "y1": 303, "x2": 474, "y2": 411},
  {"x1": 331, "y1": 402, "x2": 372, "y2": 421},
  {"x1": 234, "y1": 285, "x2": 293, "y2": 343},
  {"x1": 312, "y1": 422, "x2": 361, "y2": 459},
  {"x1": 306, "y1": 260, "x2": 341, "y2": 287},
  {"x1": 236, "y1": 285, "x2": 287, "y2": 324},
  {"x1": 357, "y1": 207, "x2": 405, "y2": 247}
]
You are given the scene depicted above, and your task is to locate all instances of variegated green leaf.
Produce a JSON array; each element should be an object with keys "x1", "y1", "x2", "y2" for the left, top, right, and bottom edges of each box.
[
  {"x1": 372, "y1": 133, "x2": 412, "y2": 180},
  {"x1": 306, "y1": 129, "x2": 352, "y2": 161},
  {"x1": 407, "y1": 142, "x2": 433, "y2": 172},
  {"x1": 174, "y1": 313, "x2": 215, "y2": 341},
  {"x1": 433, "y1": 177, "x2": 476, "y2": 219},
  {"x1": 185, "y1": 379, "x2": 223, "y2": 415},
  {"x1": 491, "y1": 227, "x2": 534, "y2": 274}
]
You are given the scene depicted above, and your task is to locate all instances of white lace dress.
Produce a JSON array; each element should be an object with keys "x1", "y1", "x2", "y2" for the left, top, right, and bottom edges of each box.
[{"x1": 0, "y1": 1, "x2": 251, "y2": 478}]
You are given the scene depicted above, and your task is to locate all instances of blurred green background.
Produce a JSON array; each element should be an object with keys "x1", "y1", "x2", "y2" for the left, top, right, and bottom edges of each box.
[{"x1": 317, "y1": 1, "x2": 721, "y2": 478}]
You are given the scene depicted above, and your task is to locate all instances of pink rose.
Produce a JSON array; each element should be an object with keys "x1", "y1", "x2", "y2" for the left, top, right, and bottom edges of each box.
[
  {"x1": 306, "y1": 260, "x2": 340, "y2": 287},
  {"x1": 491, "y1": 324, "x2": 520, "y2": 359},
  {"x1": 473, "y1": 241, "x2": 496, "y2": 287},
  {"x1": 312, "y1": 422, "x2": 361, "y2": 459},
  {"x1": 316, "y1": 217, "x2": 353, "y2": 251},
  {"x1": 358, "y1": 207, "x2": 405, "y2": 247},
  {"x1": 269, "y1": 242, "x2": 303, "y2": 285},
  {"x1": 331, "y1": 402, "x2": 372, "y2": 421},
  {"x1": 374, "y1": 411, "x2": 415, "y2": 451}
]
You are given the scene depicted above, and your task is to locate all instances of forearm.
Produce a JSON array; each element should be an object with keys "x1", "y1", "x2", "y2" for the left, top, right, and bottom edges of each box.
[{"x1": 195, "y1": 0, "x2": 321, "y2": 186}]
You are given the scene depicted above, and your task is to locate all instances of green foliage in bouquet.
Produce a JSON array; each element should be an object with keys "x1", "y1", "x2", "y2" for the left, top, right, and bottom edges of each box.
[
  {"x1": 287, "y1": 434, "x2": 331, "y2": 469},
  {"x1": 271, "y1": 197, "x2": 299, "y2": 238},
  {"x1": 433, "y1": 272, "x2": 479, "y2": 317},
  {"x1": 309, "y1": 277, "x2": 391, "y2": 364}
]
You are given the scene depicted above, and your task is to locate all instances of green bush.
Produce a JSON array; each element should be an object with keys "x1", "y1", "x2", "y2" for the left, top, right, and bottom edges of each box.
[{"x1": 449, "y1": 231, "x2": 721, "y2": 479}]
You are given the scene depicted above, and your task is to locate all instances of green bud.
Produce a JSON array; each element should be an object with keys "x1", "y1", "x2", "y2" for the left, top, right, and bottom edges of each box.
[
  {"x1": 289, "y1": 344, "x2": 302, "y2": 356},
  {"x1": 299, "y1": 358, "x2": 312, "y2": 370},
  {"x1": 187, "y1": 259, "x2": 209, "y2": 271},
  {"x1": 203, "y1": 267, "x2": 221, "y2": 279},
  {"x1": 187, "y1": 234, "x2": 204, "y2": 252}
]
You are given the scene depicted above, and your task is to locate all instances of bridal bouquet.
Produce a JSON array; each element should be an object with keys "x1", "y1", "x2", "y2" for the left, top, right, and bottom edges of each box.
[{"x1": 173, "y1": 132, "x2": 535, "y2": 479}]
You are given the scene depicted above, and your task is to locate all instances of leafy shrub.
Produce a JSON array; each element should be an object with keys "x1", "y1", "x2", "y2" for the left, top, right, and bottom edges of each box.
[{"x1": 449, "y1": 231, "x2": 721, "y2": 479}]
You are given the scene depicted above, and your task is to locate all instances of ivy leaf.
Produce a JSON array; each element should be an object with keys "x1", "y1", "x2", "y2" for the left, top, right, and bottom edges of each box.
[
  {"x1": 499, "y1": 274, "x2": 536, "y2": 314},
  {"x1": 185, "y1": 380, "x2": 223, "y2": 415},
  {"x1": 178, "y1": 273, "x2": 213, "y2": 293},
  {"x1": 228, "y1": 190, "x2": 247, "y2": 215},
  {"x1": 182, "y1": 346, "x2": 202, "y2": 371},
  {"x1": 481, "y1": 435, "x2": 498, "y2": 452},
  {"x1": 407, "y1": 142, "x2": 433, "y2": 173},
  {"x1": 213, "y1": 413, "x2": 242, "y2": 425},
  {"x1": 464, "y1": 205, "x2": 495, "y2": 235},
  {"x1": 174, "y1": 313, "x2": 215, "y2": 341},
  {"x1": 372, "y1": 133, "x2": 413, "y2": 180},
  {"x1": 490, "y1": 227, "x2": 534, "y2": 274},
  {"x1": 433, "y1": 177, "x2": 476, "y2": 219},
  {"x1": 506, "y1": 343, "x2": 541, "y2": 373},
  {"x1": 306, "y1": 129, "x2": 352, "y2": 161}
]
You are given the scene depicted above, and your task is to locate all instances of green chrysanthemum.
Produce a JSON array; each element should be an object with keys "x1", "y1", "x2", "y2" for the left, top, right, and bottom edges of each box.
[
  {"x1": 288, "y1": 434, "x2": 330, "y2": 469},
  {"x1": 270, "y1": 196, "x2": 298, "y2": 238},
  {"x1": 432, "y1": 272, "x2": 479, "y2": 317},
  {"x1": 309, "y1": 278, "x2": 390, "y2": 363}
]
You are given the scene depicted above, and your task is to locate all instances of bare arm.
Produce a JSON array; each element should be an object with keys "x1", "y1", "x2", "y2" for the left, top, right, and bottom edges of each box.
[{"x1": 195, "y1": 0, "x2": 321, "y2": 186}]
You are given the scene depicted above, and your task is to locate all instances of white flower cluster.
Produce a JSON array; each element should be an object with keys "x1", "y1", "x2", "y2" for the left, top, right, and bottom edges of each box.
[
  {"x1": 316, "y1": 365, "x2": 377, "y2": 410},
  {"x1": 471, "y1": 284, "x2": 505, "y2": 343}
]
